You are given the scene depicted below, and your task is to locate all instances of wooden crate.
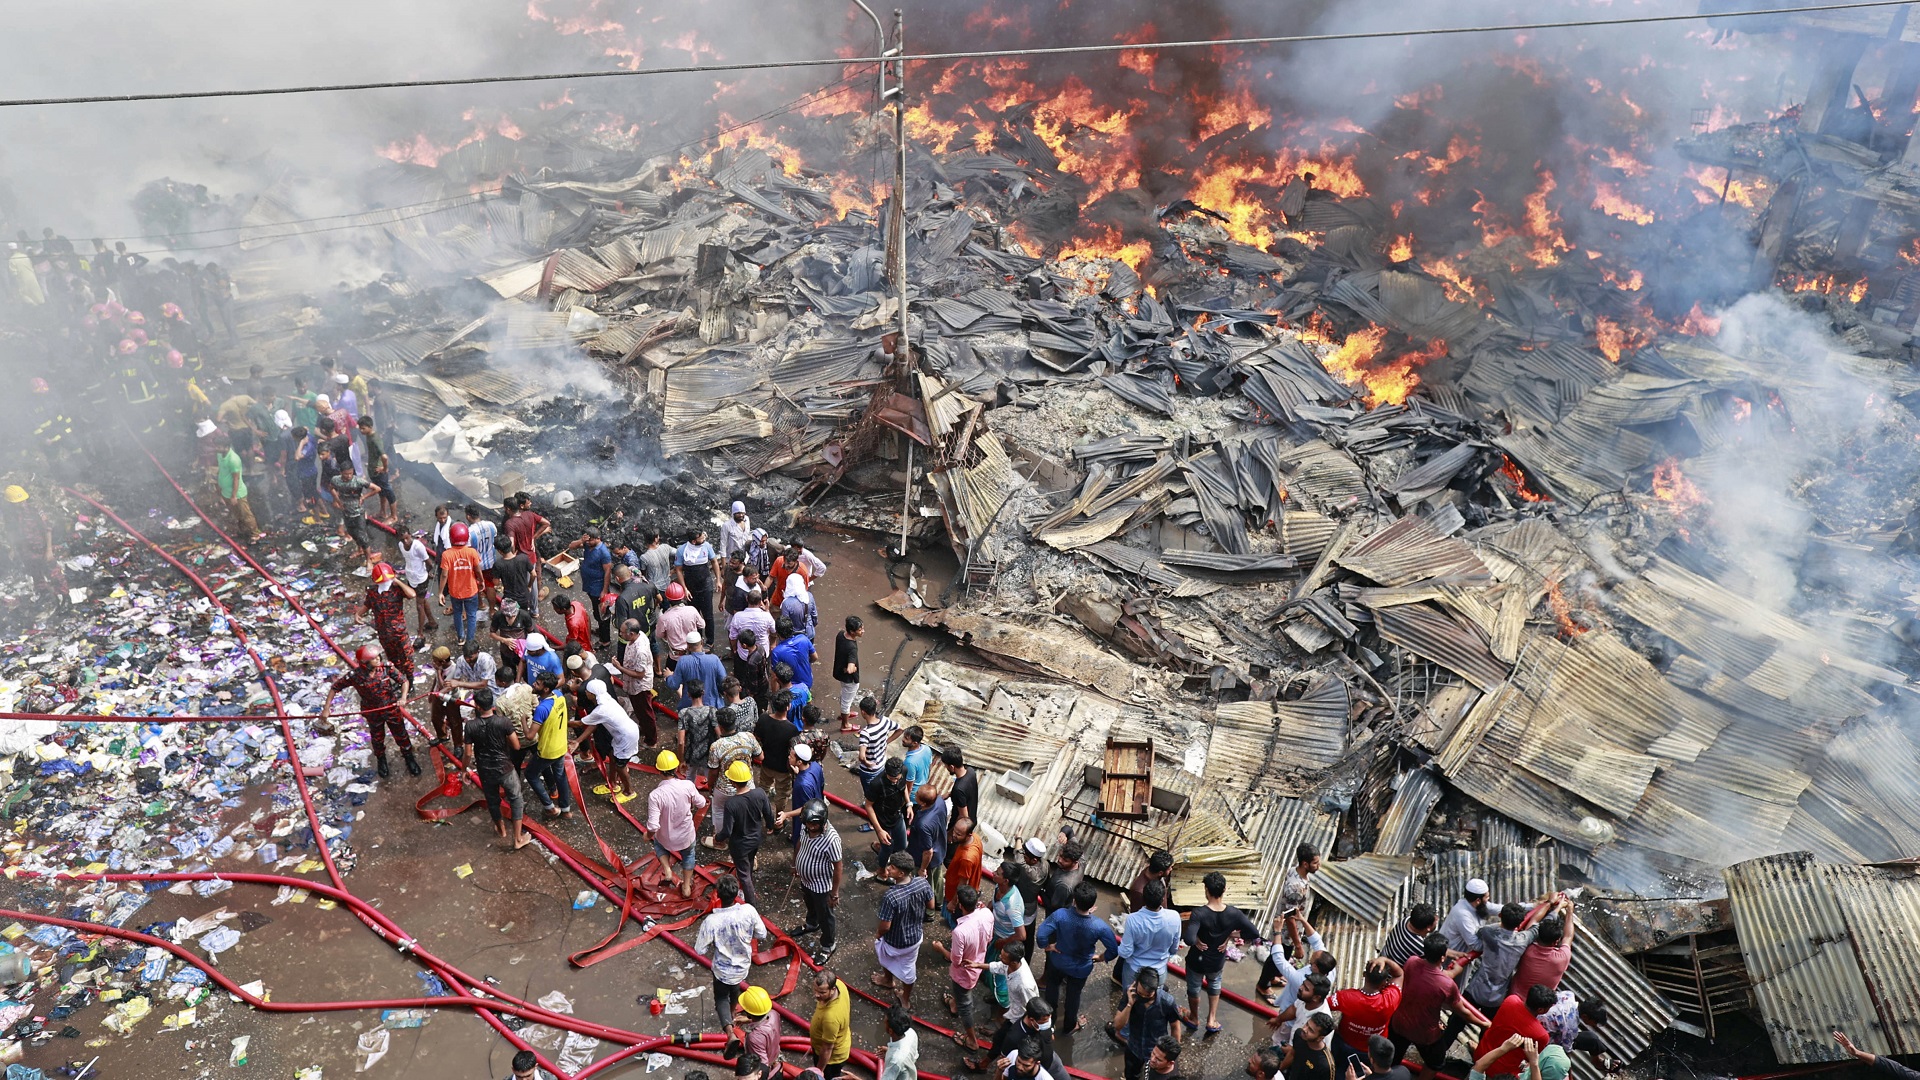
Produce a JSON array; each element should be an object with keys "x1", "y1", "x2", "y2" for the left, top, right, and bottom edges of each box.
[{"x1": 1100, "y1": 738, "x2": 1154, "y2": 820}]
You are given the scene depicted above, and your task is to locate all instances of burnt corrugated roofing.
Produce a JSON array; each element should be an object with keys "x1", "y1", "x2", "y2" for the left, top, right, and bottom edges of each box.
[
  {"x1": 1725, "y1": 851, "x2": 1920, "y2": 1063},
  {"x1": 1338, "y1": 514, "x2": 1491, "y2": 587}
]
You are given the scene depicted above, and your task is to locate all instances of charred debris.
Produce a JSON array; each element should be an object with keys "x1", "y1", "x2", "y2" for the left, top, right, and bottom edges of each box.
[{"x1": 201, "y1": 26, "x2": 1920, "y2": 1069}]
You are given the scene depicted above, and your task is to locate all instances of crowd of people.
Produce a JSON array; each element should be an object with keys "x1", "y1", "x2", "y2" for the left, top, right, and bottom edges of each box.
[
  {"x1": 3, "y1": 229, "x2": 1614, "y2": 1080},
  {"x1": 298, "y1": 475, "x2": 1617, "y2": 1080}
]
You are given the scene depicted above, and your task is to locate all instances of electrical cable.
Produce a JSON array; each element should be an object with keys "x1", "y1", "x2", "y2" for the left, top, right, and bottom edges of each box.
[{"x1": 0, "y1": 0, "x2": 1903, "y2": 108}]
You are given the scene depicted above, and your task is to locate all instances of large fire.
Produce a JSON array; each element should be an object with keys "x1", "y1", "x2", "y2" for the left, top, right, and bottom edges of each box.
[
  {"x1": 1316, "y1": 326, "x2": 1436, "y2": 408},
  {"x1": 1499, "y1": 456, "x2": 1552, "y2": 503}
]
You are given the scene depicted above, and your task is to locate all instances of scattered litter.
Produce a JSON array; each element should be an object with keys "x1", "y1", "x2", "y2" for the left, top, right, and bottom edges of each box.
[
  {"x1": 354, "y1": 1028, "x2": 389, "y2": 1072},
  {"x1": 453, "y1": 864, "x2": 473, "y2": 879},
  {"x1": 229, "y1": 1035, "x2": 250, "y2": 1065}
]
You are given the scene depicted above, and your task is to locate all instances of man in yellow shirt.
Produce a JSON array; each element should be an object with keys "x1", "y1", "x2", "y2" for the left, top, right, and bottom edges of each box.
[
  {"x1": 525, "y1": 670, "x2": 574, "y2": 817},
  {"x1": 809, "y1": 970, "x2": 851, "y2": 1079}
]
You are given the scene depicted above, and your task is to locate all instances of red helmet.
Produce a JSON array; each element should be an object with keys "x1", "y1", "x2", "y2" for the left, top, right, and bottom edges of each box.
[
  {"x1": 449, "y1": 522, "x2": 470, "y2": 545},
  {"x1": 166, "y1": 350, "x2": 184, "y2": 369},
  {"x1": 117, "y1": 338, "x2": 138, "y2": 355},
  {"x1": 125, "y1": 310, "x2": 146, "y2": 326},
  {"x1": 129, "y1": 328, "x2": 148, "y2": 345},
  {"x1": 371, "y1": 562, "x2": 396, "y2": 584},
  {"x1": 354, "y1": 643, "x2": 383, "y2": 665},
  {"x1": 664, "y1": 582, "x2": 687, "y2": 601},
  {"x1": 28, "y1": 378, "x2": 48, "y2": 394}
]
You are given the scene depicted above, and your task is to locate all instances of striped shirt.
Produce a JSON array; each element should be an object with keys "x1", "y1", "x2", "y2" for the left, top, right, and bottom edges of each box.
[
  {"x1": 879, "y1": 876, "x2": 933, "y2": 948},
  {"x1": 796, "y1": 826, "x2": 843, "y2": 893},
  {"x1": 470, "y1": 519, "x2": 499, "y2": 570},
  {"x1": 857, "y1": 716, "x2": 898, "y2": 772},
  {"x1": 1382, "y1": 919, "x2": 1426, "y2": 966}
]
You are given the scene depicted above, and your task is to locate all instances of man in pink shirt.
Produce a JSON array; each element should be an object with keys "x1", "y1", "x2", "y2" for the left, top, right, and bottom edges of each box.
[
  {"x1": 1510, "y1": 896, "x2": 1577, "y2": 997},
  {"x1": 646, "y1": 749, "x2": 707, "y2": 898},
  {"x1": 932, "y1": 884, "x2": 996, "y2": 1053}
]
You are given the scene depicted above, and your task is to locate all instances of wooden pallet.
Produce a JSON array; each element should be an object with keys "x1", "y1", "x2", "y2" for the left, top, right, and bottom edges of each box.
[{"x1": 1100, "y1": 738, "x2": 1153, "y2": 820}]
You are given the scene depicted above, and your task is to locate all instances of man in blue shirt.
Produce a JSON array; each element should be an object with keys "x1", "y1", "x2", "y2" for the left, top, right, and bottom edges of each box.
[
  {"x1": 569, "y1": 526, "x2": 614, "y2": 648},
  {"x1": 1035, "y1": 881, "x2": 1117, "y2": 1036},
  {"x1": 907, "y1": 784, "x2": 948, "y2": 894},
  {"x1": 777, "y1": 743, "x2": 825, "y2": 843},
  {"x1": 901, "y1": 725, "x2": 933, "y2": 790},
  {"x1": 668, "y1": 634, "x2": 728, "y2": 712},
  {"x1": 770, "y1": 617, "x2": 816, "y2": 689},
  {"x1": 523, "y1": 632, "x2": 563, "y2": 684},
  {"x1": 1117, "y1": 880, "x2": 1183, "y2": 992}
]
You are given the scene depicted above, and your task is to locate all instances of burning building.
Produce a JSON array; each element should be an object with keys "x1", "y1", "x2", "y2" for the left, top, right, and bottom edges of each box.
[{"x1": 16, "y1": 0, "x2": 1920, "y2": 1073}]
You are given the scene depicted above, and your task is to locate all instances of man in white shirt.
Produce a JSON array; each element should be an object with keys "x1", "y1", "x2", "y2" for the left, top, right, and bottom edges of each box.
[
  {"x1": 878, "y1": 1005, "x2": 919, "y2": 1080},
  {"x1": 720, "y1": 500, "x2": 754, "y2": 564},
  {"x1": 1443, "y1": 878, "x2": 1492, "y2": 953}
]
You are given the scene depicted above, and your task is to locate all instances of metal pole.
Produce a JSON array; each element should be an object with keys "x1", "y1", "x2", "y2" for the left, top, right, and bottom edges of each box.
[
  {"x1": 892, "y1": 9, "x2": 909, "y2": 376},
  {"x1": 898, "y1": 440, "x2": 914, "y2": 558},
  {"x1": 843, "y1": 0, "x2": 888, "y2": 110}
]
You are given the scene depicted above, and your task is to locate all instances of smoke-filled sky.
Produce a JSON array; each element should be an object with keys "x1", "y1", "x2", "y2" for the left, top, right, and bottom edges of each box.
[{"x1": 0, "y1": 1, "x2": 1864, "y2": 239}]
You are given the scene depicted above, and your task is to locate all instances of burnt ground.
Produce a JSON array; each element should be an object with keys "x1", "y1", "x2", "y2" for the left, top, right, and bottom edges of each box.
[{"x1": 0, "y1": 465, "x2": 1286, "y2": 1080}]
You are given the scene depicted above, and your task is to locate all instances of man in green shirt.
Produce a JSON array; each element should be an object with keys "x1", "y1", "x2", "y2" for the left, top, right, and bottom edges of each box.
[{"x1": 217, "y1": 431, "x2": 262, "y2": 542}]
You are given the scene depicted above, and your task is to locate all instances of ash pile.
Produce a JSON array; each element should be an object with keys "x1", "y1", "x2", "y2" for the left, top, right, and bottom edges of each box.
[{"x1": 200, "y1": 52, "x2": 1920, "y2": 1071}]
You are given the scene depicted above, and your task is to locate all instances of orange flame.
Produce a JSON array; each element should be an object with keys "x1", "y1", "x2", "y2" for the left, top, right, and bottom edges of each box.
[
  {"x1": 1388, "y1": 235, "x2": 1414, "y2": 262},
  {"x1": 1651, "y1": 457, "x2": 1707, "y2": 512},
  {"x1": 1057, "y1": 224, "x2": 1152, "y2": 278},
  {"x1": 1421, "y1": 256, "x2": 1486, "y2": 305},
  {"x1": 1781, "y1": 273, "x2": 1869, "y2": 303},
  {"x1": 1591, "y1": 182, "x2": 1654, "y2": 225},
  {"x1": 1500, "y1": 456, "x2": 1551, "y2": 502},
  {"x1": 1523, "y1": 170, "x2": 1571, "y2": 267},
  {"x1": 1318, "y1": 326, "x2": 1434, "y2": 408},
  {"x1": 1545, "y1": 577, "x2": 1589, "y2": 638},
  {"x1": 1673, "y1": 302, "x2": 1722, "y2": 336},
  {"x1": 1595, "y1": 314, "x2": 1657, "y2": 363},
  {"x1": 1684, "y1": 164, "x2": 1768, "y2": 208}
]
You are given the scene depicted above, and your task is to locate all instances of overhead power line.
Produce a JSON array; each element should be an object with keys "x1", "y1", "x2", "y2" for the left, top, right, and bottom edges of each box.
[{"x1": 0, "y1": 0, "x2": 1907, "y2": 108}]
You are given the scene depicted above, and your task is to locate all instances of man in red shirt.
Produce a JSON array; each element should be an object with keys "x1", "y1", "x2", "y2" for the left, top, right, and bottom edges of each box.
[
  {"x1": 1332, "y1": 957, "x2": 1402, "y2": 1059},
  {"x1": 1474, "y1": 986, "x2": 1556, "y2": 1077},
  {"x1": 549, "y1": 593, "x2": 593, "y2": 652},
  {"x1": 1389, "y1": 933, "x2": 1490, "y2": 1080},
  {"x1": 1509, "y1": 897, "x2": 1577, "y2": 997},
  {"x1": 504, "y1": 493, "x2": 550, "y2": 604}
]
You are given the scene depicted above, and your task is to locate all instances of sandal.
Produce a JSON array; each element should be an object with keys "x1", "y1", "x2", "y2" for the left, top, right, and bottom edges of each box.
[
  {"x1": 869, "y1": 973, "x2": 896, "y2": 990},
  {"x1": 942, "y1": 993, "x2": 959, "y2": 1017}
]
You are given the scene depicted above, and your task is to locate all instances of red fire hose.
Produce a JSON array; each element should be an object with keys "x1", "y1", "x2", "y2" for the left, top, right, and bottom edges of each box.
[{"x1": 58, "y1": 454, "x2": 1187, "y2": 1078}]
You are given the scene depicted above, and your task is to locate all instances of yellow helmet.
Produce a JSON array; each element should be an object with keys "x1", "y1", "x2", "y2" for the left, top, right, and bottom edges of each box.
[
  {"x1": 725, "y1": 760, "x2": 753, "y2": 784},
  {"x1": 655, "y1": 749, "x2": 680, "y2": 773},
  {"x1": 431, "y1": 646, "x2": 452, "y2": 662},
  {"x1": 2, "y1": 486, "x2": 27, "y2": 504},
  {"x1": 738, "y1": 985, "x2": 771, "y2": 1017}
]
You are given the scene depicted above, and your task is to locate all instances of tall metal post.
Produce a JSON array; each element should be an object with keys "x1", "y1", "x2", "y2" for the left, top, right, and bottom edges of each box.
[{"x1": 890, "y1": 9, "x2": 909, "y2": 372}]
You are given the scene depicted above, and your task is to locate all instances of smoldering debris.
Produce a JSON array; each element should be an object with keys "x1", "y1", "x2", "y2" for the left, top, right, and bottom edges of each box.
[{"x1": 19, "y1": 3, "x2": 1920, "y2": 1071}]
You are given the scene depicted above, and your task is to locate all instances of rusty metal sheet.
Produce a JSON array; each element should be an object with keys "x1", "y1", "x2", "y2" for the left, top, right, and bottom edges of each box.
[
  {"x1": 1724, "y1": 852, "x2": 1904, "y2": 1063},
  {"x1": 1339, "y1": 514, "x2": 1491, "y2": 587}
]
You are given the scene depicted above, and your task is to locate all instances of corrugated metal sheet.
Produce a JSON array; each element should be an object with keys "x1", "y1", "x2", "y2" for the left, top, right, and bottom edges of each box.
[
  {"x1": 1372, "y1": 602, "x2": 1511, "y2": 691},
  {"x1": 1339, "y1": 514, "x2": 1491, "y2": 587},
  {"x1": 1314, "y1": 855, "x2": 1419, "y2": 926},
  {"x1": 1209, "y1": 676, "x2": 1351, "y2": 785},
  {"x1": 549, "y1": 249, "x2": 622, "y2": 291},
  {"x1": 1372, "y1": 768, "x2": 1443, "y2": 856},
  {"x1": 1725, "y1": 852, "x2": 1920, "y2": 1063},
  {"x1": 1168, "y1": 792, "x2": 1337, "y2": 919}
]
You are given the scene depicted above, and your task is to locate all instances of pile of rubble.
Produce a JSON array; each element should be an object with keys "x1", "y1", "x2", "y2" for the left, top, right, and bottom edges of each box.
[{"x1": 188, "y1": 78, "x2": 1920, "y2": 1069}]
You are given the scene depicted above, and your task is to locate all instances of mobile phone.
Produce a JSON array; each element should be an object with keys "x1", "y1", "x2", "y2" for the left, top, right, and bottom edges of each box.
[{"x1": 1347, "y1": 1054, "x2": 1367, "y2": 1075}]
